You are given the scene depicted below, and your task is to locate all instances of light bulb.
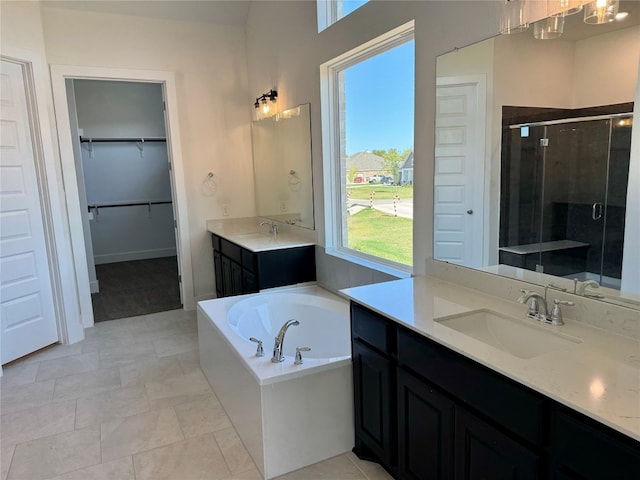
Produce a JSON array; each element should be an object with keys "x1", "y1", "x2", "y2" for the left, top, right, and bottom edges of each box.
[{"x1": 261, "y1": 99, "x2": 270, "y2": 116}]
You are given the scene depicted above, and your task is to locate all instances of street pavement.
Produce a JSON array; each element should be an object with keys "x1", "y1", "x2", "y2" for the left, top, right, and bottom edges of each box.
[{"x1": 348, "y1": 198, "x2": 413, "y2": 219}]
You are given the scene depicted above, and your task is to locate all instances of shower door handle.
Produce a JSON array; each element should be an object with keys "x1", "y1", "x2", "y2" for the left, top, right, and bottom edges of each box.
[{"x1": 592, "y1": 202, "x2": 603, "y2": 221}]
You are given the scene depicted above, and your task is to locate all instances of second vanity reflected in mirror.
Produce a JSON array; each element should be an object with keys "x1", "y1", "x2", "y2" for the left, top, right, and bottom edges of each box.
[
  {"x1": 252, "y1": 103, "x2": 314, "y2": 230},
  {"x1": 434, "y1": 1, "x2": 639, "y2": 307}
]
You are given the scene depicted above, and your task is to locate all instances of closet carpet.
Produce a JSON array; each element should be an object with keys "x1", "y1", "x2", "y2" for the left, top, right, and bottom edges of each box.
[{"x1": 91, "y1": 256, "x2": 182, "y2": 322}]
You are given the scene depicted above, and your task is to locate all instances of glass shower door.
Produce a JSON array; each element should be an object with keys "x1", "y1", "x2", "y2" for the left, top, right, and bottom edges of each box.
[{"x1": 538, "y1": 119, "x2": 611, "y2": 281}]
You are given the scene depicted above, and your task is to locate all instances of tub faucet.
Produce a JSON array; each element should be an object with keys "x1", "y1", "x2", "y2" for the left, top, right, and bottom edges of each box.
[
  {"x1": 271, "y1": 319, "x2": 299, "y2": 363},
  {"x1": 517, "y1": 289, "x2": 549, "y2": 322}
]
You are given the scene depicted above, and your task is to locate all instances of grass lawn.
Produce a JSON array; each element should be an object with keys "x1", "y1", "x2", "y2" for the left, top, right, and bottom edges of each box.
[
  {"x1": 347, "y1": 184, "x2": 413, "y2": 201},
  {"x1": 347, "y1": 207, "x2": 412, "y2": 266}
]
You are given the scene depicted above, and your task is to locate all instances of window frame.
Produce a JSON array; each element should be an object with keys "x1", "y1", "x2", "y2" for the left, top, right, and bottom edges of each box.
[
  {"x1": 317, "y1": 0, "x2": 369, "y2": 32},
  {"x1": 320, "y1": 21, "x2": 415, "y2": 276}
]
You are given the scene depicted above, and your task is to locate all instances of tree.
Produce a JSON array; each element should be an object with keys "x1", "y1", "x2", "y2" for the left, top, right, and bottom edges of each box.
[
  {"x1": 347, "y1": 166, "x2": 357, "y2": 183},
  {"x1": 372, "y1": 147, "x2": 412, "y2": 183}
]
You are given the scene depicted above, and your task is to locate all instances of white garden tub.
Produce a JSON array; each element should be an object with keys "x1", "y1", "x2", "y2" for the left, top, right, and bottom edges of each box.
[{"x1": 197, "y1": 285, "x2": 353, "y2": 479}]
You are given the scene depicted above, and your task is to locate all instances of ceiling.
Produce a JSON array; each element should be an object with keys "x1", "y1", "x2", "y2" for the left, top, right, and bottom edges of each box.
[
  {"x1": 556, "y1": 0, "x2": 640, "y2": 41},
  {"x1": 42, "y1": 0, "x2": 253, "y2": 27},
  {"x1": 41, "y1": 1, "x2": 640, "y2": 36}
]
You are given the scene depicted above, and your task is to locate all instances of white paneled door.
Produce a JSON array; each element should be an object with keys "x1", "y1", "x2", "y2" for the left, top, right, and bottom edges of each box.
[
  {"x1": 434, "y1": 76, "x2": 486, "y2": 268},
  {"x1": 1, "y1": 59, "x2": 58, "y2": 364}
]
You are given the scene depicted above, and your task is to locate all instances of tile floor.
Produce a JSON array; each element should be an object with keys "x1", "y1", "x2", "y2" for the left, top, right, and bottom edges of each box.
[{"x1": 0, "y1": 309, "x2": 392, "y2": 480}]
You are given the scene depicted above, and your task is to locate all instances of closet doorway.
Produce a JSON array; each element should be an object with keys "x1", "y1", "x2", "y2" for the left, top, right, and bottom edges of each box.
[
  {"x1": 66, "y1": 79, "x2": 181, "y2": 321},
  {"x1": 51, "y1": 65, "x2": 194, "y2": 327}
]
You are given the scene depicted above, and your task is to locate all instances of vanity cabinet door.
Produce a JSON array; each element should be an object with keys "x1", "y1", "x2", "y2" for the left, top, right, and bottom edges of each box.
[
  {"x1": 213, "y1": 250, "x2": 223, "y2": 297},
  {"x1": 454, "y1": 407, "x2": 540, "y2": 480},
  {"x1": 230, "y1": 260, "x2": 243, "y2": 296},
  {"x1": 397, "y1": 368, "x2": 453, "y2": 480},
  {"x1": 549, "y1": 406, "x2": 640, "y2": 479},
  {"x1": 352, "y1": 339, "x2": 394, "y2": 468},
  {"x1": 221, "y1": 256, "x2": 233, "y2": 297}
]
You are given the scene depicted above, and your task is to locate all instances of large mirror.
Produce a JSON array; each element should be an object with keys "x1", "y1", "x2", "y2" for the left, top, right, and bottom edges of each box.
[
  {"x1": 252, "y1": 103, "x2": 314, "y2": 230},
  {"x1": 434, "y1": 1, "x2": 639, "y2": 307}
]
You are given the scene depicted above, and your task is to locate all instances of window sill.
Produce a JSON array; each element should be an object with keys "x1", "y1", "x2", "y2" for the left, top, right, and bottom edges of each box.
[{"x1": 325, "y1": 247, "x2": 412, "y2": 279}]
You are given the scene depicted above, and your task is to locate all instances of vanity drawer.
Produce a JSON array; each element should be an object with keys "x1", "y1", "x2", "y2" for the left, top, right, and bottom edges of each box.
[
  {"x1": 220, "y1": 238, "x2": 242, "y2": 264},
  {"x1": 397, "y1": 328, "x2": 545, "y2": 446},
  {"x1": 351, "y1": 303, "x2": 393, "y2": 355}
]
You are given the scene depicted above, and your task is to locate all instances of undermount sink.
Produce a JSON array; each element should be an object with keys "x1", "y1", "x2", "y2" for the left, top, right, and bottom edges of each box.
[
  {"x1": 434, "y1": 309, "x2": 581, "y2": 359},
  {"x1": 234, "y1": 232, "x2": 266, "y2": 239}
]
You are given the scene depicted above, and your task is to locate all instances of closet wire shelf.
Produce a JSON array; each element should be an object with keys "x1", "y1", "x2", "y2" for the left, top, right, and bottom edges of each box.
[
  {"x1": 79, "y1": 136, "x2": 166, "y2": 143},
  {"x1": 87, "y1": 201, "x2": 173, "y2": 213}
]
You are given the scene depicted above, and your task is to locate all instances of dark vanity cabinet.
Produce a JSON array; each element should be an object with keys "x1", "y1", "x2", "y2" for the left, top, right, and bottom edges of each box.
[
  {"x1": 549, "y1": 406, "x2": 640, "y2": 479},
  {"x1": 350, "y1": 302, "x2": 640, "y2": 480},
  {"x1": 352, "y1": 305, "x2": 395, "y2": 466},
  {"x1": 211, "y1": 233, "x2": 315, "y2": 298}
]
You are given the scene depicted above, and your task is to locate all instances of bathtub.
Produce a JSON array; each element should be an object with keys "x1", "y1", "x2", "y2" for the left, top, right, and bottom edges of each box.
[{"x1": 197, "y1": 285, "x2": 354, "y2": 479}]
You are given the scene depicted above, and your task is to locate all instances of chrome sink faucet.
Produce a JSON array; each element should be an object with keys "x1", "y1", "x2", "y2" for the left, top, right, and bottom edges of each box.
[
  {"x1": 260, "y1": 221, "x2": 278, "y2": 240},
  {"x1": 517, "y1": 289, "x2": 549, "y2": 322},
  {"x1": 271, "y1": 319, "x2": 299, "y2": 363},
  {"x1": 575, "y1": 279, "x2": 603, "y2": 298},
  {"x1": 517, "y1": 289, "x2": 573, "y2": 325}
]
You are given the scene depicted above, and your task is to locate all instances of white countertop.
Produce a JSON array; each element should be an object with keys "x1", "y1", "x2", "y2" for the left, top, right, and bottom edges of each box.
[
  {"x1": 207, "y1": 217, "x2": 315, "y2": 252},
  {"x1": 341, "y1": 276, "x2": 640, "y2": 442}
]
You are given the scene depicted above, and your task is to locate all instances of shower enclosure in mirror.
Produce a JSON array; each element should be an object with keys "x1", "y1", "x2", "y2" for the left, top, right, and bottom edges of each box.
[
  {"x1": 252, "y1": 103, "x2": 314, "y2": 229},
  {"x1": 500, "y1": 111, "x2": 632, "y2": 290},
  {"x1": 434, "y1": 1, "x2": 639, "y2": 306}
]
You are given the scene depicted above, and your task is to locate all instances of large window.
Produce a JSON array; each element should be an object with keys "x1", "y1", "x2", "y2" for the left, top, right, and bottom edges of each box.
[{"x1": 321, "y1": 22, "x2": 415, "y2": 272}]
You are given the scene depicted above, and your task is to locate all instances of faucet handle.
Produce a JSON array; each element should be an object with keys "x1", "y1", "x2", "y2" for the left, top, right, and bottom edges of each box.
[
  {"x1": 549, "y1": 299, "x2": 574, "y2": 326},
  {"x1": 294, "y1": 346, "x2": 311, "y2": 365},
  {"x1": 518, "y1": 289, "x2": 539, "y2": 318},
  {"x1": 249, "y1": 337, "x2": 264, "y2": 357}
]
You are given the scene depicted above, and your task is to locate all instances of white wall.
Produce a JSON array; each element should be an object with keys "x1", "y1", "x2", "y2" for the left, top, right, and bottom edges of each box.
[
  {"x1": 573, "y1": 26, "x2": 640, "y2": 108},
  {"x1": 245, "y1": 0, "x2": 502, "y2": 290},
  {"x1": 40, "y1": 5, "x2": 254, "y2": 300},
  {"x1": 4, "y1": 0, "x2": 635, "y2": 303},
  {"x1": 621, "y1": 59, "x2": 640, "y2": 294},
  {"x1": 73, "y1": 79, "x2": 166, "y2": 138}
]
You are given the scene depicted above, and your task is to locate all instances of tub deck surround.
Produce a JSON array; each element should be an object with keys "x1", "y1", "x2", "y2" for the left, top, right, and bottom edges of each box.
[
  {"x1": 340, "y1": 276, "x2": 640, "y2": 442},
  {"x1": 197, "y1": 285, "x2": 351, "y2": 385},
  {"x1": 197, "y1": 285, "x2": 354, "y2": 479},
  {"x1": 206, "y1": 217, "x2": 315, "y2": 252}
]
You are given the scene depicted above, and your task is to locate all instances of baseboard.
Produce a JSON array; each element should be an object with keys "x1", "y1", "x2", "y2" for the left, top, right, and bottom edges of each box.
[
  {"x1": 90, "y1": 280, "x2": 100, "y2": 294},
  {"x1": 94, "y1": 248, "x2": 177, "y2": 265}
]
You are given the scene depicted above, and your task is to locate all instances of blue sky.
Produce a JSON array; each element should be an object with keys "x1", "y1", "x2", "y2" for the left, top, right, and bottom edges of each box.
[
  {"x1": 343, "y1": 39, "x2": 415, "y2": 156},
  {"x1": 342, "y1": 0, "x2": 369, "y2": 17}
]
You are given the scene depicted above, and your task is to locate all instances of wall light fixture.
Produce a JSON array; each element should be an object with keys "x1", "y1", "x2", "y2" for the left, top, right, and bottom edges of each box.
[{"x1": 254, "y1": 89, "x2": 278, "y2": 120}]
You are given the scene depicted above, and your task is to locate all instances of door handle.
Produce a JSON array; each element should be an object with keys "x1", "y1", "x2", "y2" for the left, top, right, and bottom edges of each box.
[
  {"x1": 592, "y1": 202, "x2": 602, "y2": 221},
  {"x1": 467, "y1": 209, "x2": 473, "y2": 215}
]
